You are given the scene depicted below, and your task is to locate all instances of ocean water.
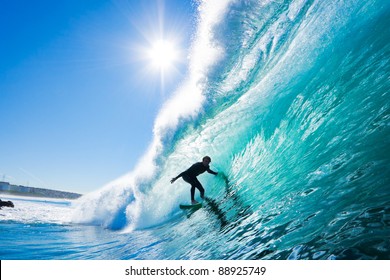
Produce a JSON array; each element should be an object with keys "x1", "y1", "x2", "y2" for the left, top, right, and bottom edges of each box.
[{"x1": 1, "y1": 0, "x2": 390, "y2": 260}]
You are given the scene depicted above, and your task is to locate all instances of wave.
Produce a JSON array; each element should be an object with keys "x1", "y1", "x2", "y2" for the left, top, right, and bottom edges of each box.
[{"x1": 72, "y1": 0, "x2": 390, "y2": 255}]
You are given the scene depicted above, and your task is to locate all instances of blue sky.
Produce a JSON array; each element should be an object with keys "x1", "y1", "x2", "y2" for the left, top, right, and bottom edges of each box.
[{"x1": 0, "y1": 0, "x2": 196, "y2": 193}]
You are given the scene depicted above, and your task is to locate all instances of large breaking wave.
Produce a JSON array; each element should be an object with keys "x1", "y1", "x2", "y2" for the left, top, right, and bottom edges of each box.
[{"x1": 72, "y1": 0, "x2": 390, "y2": 259}]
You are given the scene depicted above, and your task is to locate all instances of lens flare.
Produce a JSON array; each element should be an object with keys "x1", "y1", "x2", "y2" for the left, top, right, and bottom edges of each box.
[{"x1": 147, "y1": 39, "x2": 178, "y2": 70}]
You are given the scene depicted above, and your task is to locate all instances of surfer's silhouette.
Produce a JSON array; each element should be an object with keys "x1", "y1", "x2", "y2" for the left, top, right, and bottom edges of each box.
[{"x1": 171, "y1": 156, "x2": 218, "y2": 204}]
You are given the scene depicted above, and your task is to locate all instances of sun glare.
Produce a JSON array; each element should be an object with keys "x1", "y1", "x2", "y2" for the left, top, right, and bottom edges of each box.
[{"x1": 147, "y1": 40, "x2": 179, "y2": 70}]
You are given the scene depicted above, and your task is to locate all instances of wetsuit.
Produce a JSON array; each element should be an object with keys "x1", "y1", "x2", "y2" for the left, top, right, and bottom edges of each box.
[{"x1": 176, "y1": 162, "x2": 218, "y2": 201}]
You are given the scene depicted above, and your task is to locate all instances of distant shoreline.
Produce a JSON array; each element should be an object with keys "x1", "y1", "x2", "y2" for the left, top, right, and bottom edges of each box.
[
  {"x1": 0, "y1": 190, "x2": 82, "y2": 200},
  {"x1": 0, "y1": 181, "x2": 82, "y2": 200}
]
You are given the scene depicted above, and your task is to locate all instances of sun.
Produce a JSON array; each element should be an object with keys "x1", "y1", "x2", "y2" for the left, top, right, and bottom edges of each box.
[{"x1": 147, "y1": 39, "x2": 179, "y2": 71}]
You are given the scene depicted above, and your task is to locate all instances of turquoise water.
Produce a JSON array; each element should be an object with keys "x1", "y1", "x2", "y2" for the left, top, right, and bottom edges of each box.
[{"x1": 1, "y1": 0, "x2": 389, "y2": 259}]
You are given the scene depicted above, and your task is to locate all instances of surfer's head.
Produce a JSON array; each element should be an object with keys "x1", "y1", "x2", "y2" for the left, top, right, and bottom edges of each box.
[{"x1": 202, "y1": 156, "x2": 211, "y2": 166}]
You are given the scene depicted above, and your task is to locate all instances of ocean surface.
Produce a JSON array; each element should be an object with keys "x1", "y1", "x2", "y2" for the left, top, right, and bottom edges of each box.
[{"x1": 1, "y1": 0, "x2": 389, "y2": 260}]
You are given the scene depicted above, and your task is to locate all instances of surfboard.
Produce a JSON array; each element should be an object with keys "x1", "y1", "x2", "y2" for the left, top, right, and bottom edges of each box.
[{"x1": 179, "y1": 203, "x2": 202, "y2": 210}]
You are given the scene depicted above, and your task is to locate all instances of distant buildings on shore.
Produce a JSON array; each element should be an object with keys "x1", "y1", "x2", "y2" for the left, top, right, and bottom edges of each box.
[{"x1": 0, "y1": 181, "x2": 82, "y2": 199}]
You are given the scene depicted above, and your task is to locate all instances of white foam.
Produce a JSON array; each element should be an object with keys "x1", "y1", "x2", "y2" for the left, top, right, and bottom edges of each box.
[{"x1": 0, "y1": 195, "x2": 73, "y2": 225}]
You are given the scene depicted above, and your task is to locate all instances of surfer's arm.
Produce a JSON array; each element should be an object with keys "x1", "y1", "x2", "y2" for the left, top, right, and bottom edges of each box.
[
  {"x1": 207, "y1": 168, "x2": 218, "y2": 175},
  {"x1": 171, "y1": 172, "x2": 184, "y2": 183}
]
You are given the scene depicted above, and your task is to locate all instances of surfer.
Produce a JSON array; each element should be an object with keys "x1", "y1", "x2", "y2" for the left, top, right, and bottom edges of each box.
[{"x1": 171, "y1": 156, "x2": 218, "y2": 204}]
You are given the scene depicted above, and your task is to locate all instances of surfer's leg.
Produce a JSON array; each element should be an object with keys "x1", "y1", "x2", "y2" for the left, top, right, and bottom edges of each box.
[
  {"x1": 193, "y1": 178, "x2": 205, "y2": 199},
  {"x1": 183, "y1": 175, "x2": 199, "y2": 203},
  {"x1": 190, "y1": 184, "x2": 196, "y2": 202}
]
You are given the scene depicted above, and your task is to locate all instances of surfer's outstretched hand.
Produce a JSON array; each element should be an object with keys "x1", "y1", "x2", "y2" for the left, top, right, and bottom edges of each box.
[
  {"x1": 171, "y1": 177, "x2": 177, "y2": 184},
  {"x1": 217, "y1": 172, "x2": 229, "y2": 184}
]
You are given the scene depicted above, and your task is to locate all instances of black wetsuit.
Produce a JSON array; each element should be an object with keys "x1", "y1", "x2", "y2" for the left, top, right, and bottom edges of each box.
[{"x1": 177, "y1": 162, "x2": 218, "y2": 201}]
